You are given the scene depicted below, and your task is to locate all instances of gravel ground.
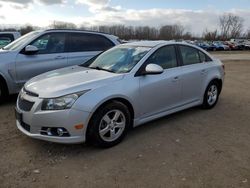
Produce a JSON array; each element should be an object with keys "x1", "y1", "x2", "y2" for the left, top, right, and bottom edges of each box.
[
  {"x1": 211, "y1": 51, "x2": 250, "y2": 61},
  {"x1": 0, "y1": 52, "x2": 250, "y2": 188}
]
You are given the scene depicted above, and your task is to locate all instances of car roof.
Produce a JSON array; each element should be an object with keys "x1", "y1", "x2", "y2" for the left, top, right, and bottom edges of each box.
[
  {"x1": 44, "y1": 29, "x2": 114, "y2": 36},
  {"x1": 121, "y1": 40, "x2": 188, "y2": 48}
]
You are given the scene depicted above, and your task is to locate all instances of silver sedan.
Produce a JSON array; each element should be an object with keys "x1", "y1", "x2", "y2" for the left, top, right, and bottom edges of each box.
[{"x1": 16, "y1": 41, "x2": 225, "y2": 147}]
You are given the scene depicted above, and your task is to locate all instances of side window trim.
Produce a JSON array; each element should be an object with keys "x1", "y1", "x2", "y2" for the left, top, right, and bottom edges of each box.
[
  {"x1": 198, "y1": 50, "x2": 203, "y2": 63},
  {"x1": 175, "y1": 44, "x2": 183, "y2": 66},
  {"x1": 64, "y1": 33, "x2": 70, "y2": 53}
]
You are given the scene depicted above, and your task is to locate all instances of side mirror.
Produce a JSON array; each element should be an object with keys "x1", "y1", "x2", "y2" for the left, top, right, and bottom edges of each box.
[
  {"x1": 24, "y1": 45, "x2": 38, "y2": 54},
  {"x1": 144, "y1": 64, "x2": 164, "y2": 75}
]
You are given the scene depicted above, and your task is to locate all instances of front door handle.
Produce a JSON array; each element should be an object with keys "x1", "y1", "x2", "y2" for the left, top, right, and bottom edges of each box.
[{"x1": 55, "y1": 56, "x2": 66, "y2": 60}]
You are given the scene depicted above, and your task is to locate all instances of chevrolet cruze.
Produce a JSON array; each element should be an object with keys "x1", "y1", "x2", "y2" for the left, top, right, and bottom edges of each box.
[{"x1": 16, "y1": 41, "x2": 225, "y2": 147}]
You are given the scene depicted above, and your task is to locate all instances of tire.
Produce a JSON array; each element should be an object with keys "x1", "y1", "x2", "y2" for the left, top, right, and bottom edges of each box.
[
  {"x1": 87, "y1": 101, "x2": 131, "y2": 148},
  {"x1": 0, "y1": 80, "x2": 8, "y2": 104},
  {"x1": 202, "y1": 81, "x2": 220, "y2": 109}
]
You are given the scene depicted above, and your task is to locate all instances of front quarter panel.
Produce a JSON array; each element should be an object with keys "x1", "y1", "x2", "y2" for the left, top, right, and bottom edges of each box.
[
  {"x1": 72, "y1": 74, "x2": 140, "y2": 119},
  {"x1": 0, "y1": 51, "x2": 18, "y2": 94}
]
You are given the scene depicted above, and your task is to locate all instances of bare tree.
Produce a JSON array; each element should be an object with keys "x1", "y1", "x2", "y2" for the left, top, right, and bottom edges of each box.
[
  {"x1": 203, "y1": 29, "x2": 218, "y2": 41},
  {"x1": 20, "y1": 25, "x2": 35, "y2": 35},
  {"x1": 244, "y1": 29, "x2": 250, "y2": 39},
  {"x1": 219, "y1": 13, "x2": 244, "y2": 40},
  {"x1": 50, "y1": 21, "x2": 77, "y2": 29},
  {"x1": 182, "y1": 32, "x2": 192, "y2": 40},
  {"x1": 159, "y1": 24, "x2": 185, "y2": 40}
]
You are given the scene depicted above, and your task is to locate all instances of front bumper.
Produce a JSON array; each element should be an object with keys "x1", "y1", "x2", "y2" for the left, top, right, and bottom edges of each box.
[
  {"x1": 17, "y1": 120, "x2": 85, "y2": 144},
  {"x1": 16, "y1": 93, "x2": 92, "y2": 144}
]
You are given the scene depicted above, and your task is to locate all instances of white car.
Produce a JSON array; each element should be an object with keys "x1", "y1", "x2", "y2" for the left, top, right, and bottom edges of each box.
[{"x1": 16, "y1": 41, "x2": 225, "y2": 147}]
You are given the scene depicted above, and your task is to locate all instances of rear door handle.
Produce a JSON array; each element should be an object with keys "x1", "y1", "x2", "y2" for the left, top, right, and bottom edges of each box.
[
  {"x1": 172, "y1": 76, "x2": 179, "y2": 82},
  {"x1": 55, "y1": 56, "x2": 66, "y2": 60},
  {"x1": 201, "y1": 69, "x2": 207, "y2": 74}
]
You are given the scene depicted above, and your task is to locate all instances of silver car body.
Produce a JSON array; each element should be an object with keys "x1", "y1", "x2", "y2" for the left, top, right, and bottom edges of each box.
[
  {"x1": 16, "y1": 41, "x2": 225, "y2": 143},
  {"x1": 0, "y1": 29, "x2": 120, "y2": 95}
]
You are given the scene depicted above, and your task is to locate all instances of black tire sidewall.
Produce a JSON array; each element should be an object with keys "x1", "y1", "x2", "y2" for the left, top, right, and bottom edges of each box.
[
  {"x1": 0, "y1": 81, "x2": 7, "y2": 104},
  {"x1": 87, "y1": 101, "x2": 131, "y2": 148}
]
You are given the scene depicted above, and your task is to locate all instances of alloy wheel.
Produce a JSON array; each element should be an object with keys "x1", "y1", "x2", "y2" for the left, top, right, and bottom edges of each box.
[
  {"x1": 99, "y1": 110, "x2": 126, "y2": 142},
  {"x1": 207, "y1": 84, "x2": 218, "y2": 106}
]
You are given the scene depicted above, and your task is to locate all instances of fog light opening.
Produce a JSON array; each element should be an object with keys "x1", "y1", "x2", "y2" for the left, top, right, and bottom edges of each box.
[
  {"x1": 40, "y1": 127, "x2": 70, "y2": 137},
  {"x1": 47, "y1": 128, "x2": 53, "y2": 136},
  {"x1": 57, "y1": 128, "x2": 64, "y2": 137}
]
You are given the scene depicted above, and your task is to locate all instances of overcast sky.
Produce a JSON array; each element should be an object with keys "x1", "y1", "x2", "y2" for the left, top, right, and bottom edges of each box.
[{"x1": 0, "y1": 0, "x2": 250, "y2": 35}]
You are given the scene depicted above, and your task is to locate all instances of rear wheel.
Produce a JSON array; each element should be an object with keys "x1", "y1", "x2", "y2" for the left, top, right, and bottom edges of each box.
[
  {"x1": 87, "y1": 101, "x2": 131, "y2": 148},
  {"x1": 0, "y1": 81, "x2": 8, "y2": 104},
  {"x1": 202, "y1": 81, "x2": 219, "y2": 109}
]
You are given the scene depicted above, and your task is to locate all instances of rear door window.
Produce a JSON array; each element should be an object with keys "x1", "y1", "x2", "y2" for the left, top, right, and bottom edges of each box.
[
  {"x1": 179, "y1": 45, "x2": 200, "y2": 66},
  {"x1": 198, "y1": 51, "x2": 212, "y2": 62},
  {"x1": 68, "y1": 33, "x2": 114, "y2": 52},
  {"x1": 199, "y1": 51, "x2": 206, "y2": 62}
]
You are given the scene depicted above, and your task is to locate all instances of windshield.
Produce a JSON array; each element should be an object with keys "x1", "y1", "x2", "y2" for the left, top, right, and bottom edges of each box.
[
  {"x1": 0, "y1": 37, "x2": 11, "y2": 48},
  {"x1": 84, "y1": 46, "x2": 151, "y2": 73},
  {"x1": 2, "y1": 31, "x2": 41, "y2": 51}
]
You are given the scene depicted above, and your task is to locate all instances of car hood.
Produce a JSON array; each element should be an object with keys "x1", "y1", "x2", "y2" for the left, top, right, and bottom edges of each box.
[
  {"x1": 25, "y1": 66, "x2": 124, "y2": 98},
  {"x1": 0, "y1": 49, "x2": 15, "y2": 54},
  {"x1": 0, "y1": 49, "x2": 9, "y2": 54}
]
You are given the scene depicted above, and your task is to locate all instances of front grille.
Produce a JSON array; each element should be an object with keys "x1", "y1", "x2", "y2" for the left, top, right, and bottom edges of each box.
[
  {"x1": 20, "y1": 121, "x2": 31, "y2": 132},
  {"x1": 18, "y1": 98, "x2": 34, "y2": 111}
]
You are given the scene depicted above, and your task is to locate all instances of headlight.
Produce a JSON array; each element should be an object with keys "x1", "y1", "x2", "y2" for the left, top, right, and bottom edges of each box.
[{"x1": 41, "y1": 91, "x2": 88, "y2": 111}]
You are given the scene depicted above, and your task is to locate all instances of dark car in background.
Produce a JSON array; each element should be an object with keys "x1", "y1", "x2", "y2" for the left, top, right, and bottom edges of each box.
[{"x1": 195, "y1": 42, "x2": 216, "y2": 51}]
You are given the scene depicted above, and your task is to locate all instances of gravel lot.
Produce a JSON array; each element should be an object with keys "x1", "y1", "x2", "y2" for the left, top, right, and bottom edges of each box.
[{"x1": 1, "y1": 51, "x2": 250, "y2": 188}]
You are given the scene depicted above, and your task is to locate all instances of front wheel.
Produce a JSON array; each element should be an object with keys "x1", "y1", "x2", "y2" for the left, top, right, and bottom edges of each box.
[
  {"x1": 202, "y1": 81, "x2": 220, "y2": 109},
  {"x1": 87, "y1": 101, "x2": 131, "y2": 148}
]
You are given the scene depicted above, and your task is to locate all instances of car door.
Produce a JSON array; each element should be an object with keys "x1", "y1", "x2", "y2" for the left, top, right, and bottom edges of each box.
[
  {"x1": 67, "y1": 32, "x2": 115, "y2": 66},
  {"x1": 138, "y1": 45, "x2": 182, "y2": 118},
  {"x1": 15, "y1": 32, "x2": 68, "y2": 85},
  {"x1": 178, "y1": 45, "x2": 207, "y2": 104}
]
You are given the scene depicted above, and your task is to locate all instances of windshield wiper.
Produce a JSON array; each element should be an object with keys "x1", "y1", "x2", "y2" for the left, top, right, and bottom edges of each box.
[{"x1": 88, "y1": 66, "x2": 115, "y2": 73}]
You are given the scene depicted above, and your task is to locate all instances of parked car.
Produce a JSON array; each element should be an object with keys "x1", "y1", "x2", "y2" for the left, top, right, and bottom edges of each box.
[
  {"x1": 244, "y1": 43, "x2": 250, "y2": 50},
  {"x1": 213, "y1": 41, "x2": 230, "y2": 51},
  {"x1": 0, "y1": 32, "x2": 21, "y2": 48},
  {"x1": 235, "y1": 42, "x2": 247, "y2": 50},
  {"x1": 195, "y1": 42, "x2": 216, "y2": 51},
  {"x1": 16, "y1": 41, "x2": 225, "y2": 147},
  {"x1": 0, "y1": 29, "x2": 120, "y2": 102},
  {"x1": 223, "y1": 41, "x2": 238, "y2": 50}
]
